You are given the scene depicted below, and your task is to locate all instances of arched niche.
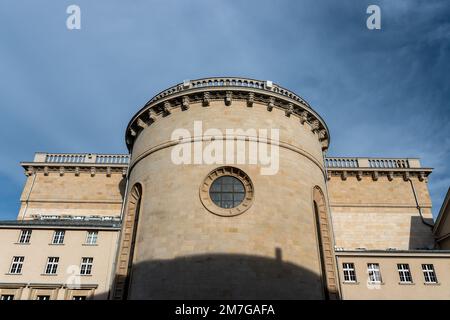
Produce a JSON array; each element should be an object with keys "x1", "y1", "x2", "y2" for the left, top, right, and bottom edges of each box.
[
  {"x1": 112, "y1": 183, "x2": 142, "y2": 300},
  {"x1": 313, "y1": 186, "x2": 339, "y2": 300}
]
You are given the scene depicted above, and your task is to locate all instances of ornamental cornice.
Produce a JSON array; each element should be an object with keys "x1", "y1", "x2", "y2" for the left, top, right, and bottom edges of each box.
[
  {"x1": 21, "y1": 163, "x2": 128, "y2": 177},
  {"x1": 125, "y1": 77, "x2": 330, "y2": 152},
  {"x1": 326, "y1": 169, "x2": 431, "y2": 182}
]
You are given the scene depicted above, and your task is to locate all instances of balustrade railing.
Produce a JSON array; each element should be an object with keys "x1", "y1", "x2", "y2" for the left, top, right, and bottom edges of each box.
[
  {"x1": 45, "y1": 153, "x2": 87, "y2": 163},
  {"x1": 325, "y1": 157, "x2": 414, "y2": 169},
  {"x1": 367, "y1": 159, "x2": 410, "y2": 169},
  {"x1": 36, "y1": 153, "x2": 417, "y2": 169},
  {"x1": 37, "y1": 153, "x2": 130, "y2": 164},
  {"x1": 325, "y1": 158, "x2": 359, "y2": 168},
  {"x1": 146, "y1": 77, "x2": 309, "y2": 106},
  {"x1": 96, "y1": 154, "x2": 130, "y2": 164}
]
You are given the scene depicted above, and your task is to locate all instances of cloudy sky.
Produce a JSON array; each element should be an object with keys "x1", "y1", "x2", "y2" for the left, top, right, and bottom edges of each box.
[{"x1": 0, "y1": 0, "x2": 449, "y2": 220}]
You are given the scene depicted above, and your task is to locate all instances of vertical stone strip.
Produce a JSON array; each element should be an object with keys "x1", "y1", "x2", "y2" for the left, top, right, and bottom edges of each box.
[
  {"x1": 313, "y1": 186, "x2": 339, "y2": 300},
  {"x1": 112, "y1": 184, "x2": 142, "y2": 300}
]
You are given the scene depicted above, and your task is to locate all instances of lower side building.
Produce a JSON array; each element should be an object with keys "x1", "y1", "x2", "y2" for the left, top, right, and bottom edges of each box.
[
  {"x1": 0, "y1": 219, "x2": 120, "y2": 300},
  {"x1": 336, "y1": 250, "x2": 450, "y2": 300}
]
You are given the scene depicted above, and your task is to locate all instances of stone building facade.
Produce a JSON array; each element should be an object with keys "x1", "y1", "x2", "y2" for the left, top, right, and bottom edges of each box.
[{"x1": 0, "y1": 77, "x2": 449, "y2": 300}]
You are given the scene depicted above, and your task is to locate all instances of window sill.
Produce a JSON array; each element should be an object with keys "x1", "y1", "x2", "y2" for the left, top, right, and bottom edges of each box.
[
  {"x1": 5, "y1": 273, "x2": 22, "y2": 276},
  {"x1": 48, "y1": 243, "x2": 65, "y2": 246},
  {"x1": 368, "y1": 282, "x2": 384, "y2": 285},
  {"x1": 14, "y1": 242, "x2": 30, "y2": 245},
  {"x1": 424, "y1": 282, "x2": 440, "y2": 286},
  {"x1": 82, "y1": 244, "x2": 98, "y2": 246},
  {"x1": 398, "y1": 282, "x2": 415, "y2": 285},
  {"x1": 40, "y1": 274, "x2": 58, "y2": 276},
  {"x1": 343, "y1": 281, "x2": 359, "y2": 285},
  {"x1": 79, "y1": 274, "x2": 92, "y2": 277}
]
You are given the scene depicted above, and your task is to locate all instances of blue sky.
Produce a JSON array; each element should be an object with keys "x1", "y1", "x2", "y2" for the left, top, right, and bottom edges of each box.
[{"x1": 0, "y1": 0, "x2": 449, "y2": 220}]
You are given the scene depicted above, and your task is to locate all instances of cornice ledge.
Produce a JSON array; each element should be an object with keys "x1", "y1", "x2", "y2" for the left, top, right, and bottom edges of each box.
[
  {"x1": 327, "y1": 169, "x2": 432, "y2": 182},
  {"x1": 21, "y1": 163, "x2": 128, "y2": 177},
  {"x1": 20, "y1": 162, "x2": 128, "y2": 168}
]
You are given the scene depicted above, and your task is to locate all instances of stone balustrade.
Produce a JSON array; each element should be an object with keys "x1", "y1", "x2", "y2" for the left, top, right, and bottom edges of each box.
[
  {"x1": 145, "y1": 77, "x2": 310, "y2": 107},
  {"x1": 325, "y1": 157, "x2": 422, "y2": 169},
  {"x1": 325, "y1": 157, "x2": 359, "y2": 168},
  {"x1": 95, "y1": 154, "x2": 130, "y2": 164},
  {"x1": 33, "y1": 152, "x2": 130, "y2": 164},
  {"x1": 368, "y1": 158, "x2": 410, "y2": 169},
  {"x1": 32, "y1": 153, "x2": 422, "y2": 169}
]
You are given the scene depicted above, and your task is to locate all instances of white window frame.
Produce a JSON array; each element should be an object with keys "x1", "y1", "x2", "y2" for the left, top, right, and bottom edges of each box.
[
  {"x1": 397, "y1": 264, "x2": 413, "y2": 283},
  {"x1": 80, "y1": 257, "x2": 93, "y2": 275},
  {"x1": 422, "y1": 264, "x2": 438, "y2": 284},
  {"x1": 342, "y1": 263, "x2": 357, "y2": 283},
  {"x1": 44, "y1": 257, "x2": 59, "y2": 275},
  {"x1": 0, "y1": 295, "x2": 14, "y2": 300},
  {"x1": 18, "y1": 229, "x2": 32, "y2": 244},
  {"x1": 52, "y1": 230, "x2": 65, "y2": 244},
  {"x1": 85, "y1": 231, "x2": 98, "y2": 245},
  {"x1": 367, "y1": 263, "x2": 382, "y2": 283},
  {"x1": 9, "y1": 256, "x2": 24, "y2": 274}
]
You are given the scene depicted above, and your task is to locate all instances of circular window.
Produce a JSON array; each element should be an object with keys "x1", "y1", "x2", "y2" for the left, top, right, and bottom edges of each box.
[
  {"x1": 200, "y1": 167, "x2": 254, "y2": 217},
  {"x1": 209, "y1": 176, "x2": 245, "y2": 209}
]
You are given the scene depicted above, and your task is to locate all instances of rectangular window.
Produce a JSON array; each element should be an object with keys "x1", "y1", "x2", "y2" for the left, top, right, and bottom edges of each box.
[
  {"x1": 342, "y1": 263, "x2": 357, "y2": 282},
  {"x1": 52, "y1": 230, "x2": 65, "y2": 244},
  {"x1": 422, "y1": 264, "x2": 437, "y2": 284},
  {"x1": 80, "y1": 257, "x2": 93, "y2": 275},
  {"x1": 36, "y1": 295, "x2": 50, "y2": 300},
  {"x1": 9, "y1": 256, "x2": 24, "y2": 274},
  {"x1": 18, "y1": 229, "x2": 32, "y2": 244},
  {"x1": 72, "y1": 296, "x2": 87, "y2": 300},
  {"x1": 1, "y1": 295, "x2": 14, "y2": 300},
  {"x1": 367, "y1": 263, "x2": 382, "y2": 283},
  {"x1": 85, "y1": 231, "x2": 98, "y2": 245},
  {"x1": 44, "y1": 257, "x2": 59, "y2": 274},
  {"x1": 397, "y1": 264, "x2": 413, "y2": 283}
]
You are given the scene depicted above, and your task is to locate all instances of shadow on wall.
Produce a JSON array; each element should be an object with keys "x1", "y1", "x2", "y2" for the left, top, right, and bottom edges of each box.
[
  {"x1": 118, "y1": 178, "x2": 127, "y2": 201},
  {"x1": 109, "y1": 249, "x2": 324, "y2": 300},
  {"x1": 409, "y1": 216, "x2": 435, "y2": 250}
]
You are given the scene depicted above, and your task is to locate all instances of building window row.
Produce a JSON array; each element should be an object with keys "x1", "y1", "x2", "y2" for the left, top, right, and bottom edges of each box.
[
  {"x1": 44, "y1": 257, "x2": 59, "y2": 274},
  {"x1": 18, "y1": 229, "x2": 32, "y2": 244},
  {"x1": 9, "y1": 256, "x2": 24, "y2": 274},
  {"x1": 52, "y1": 231, "x2": 65, "y2": 244},
  {"x1": 2, "y1": 294, "x2": 87, "y2": 301},
  {"x1": 342, "y1": 263, "x2": 357, "y2": 282},
  {"x1": 85, "y1": 231, "x2": 98, "y2": 245},
  {"x1": 8, "y1": 256, "x2": 94, "y2": 276},
  {"x1": 0, "y1": 287, "x2": 95, "y2": 300},
  {"x1": 17, "y1": 230, "x2": 98, "y2": 245},
  {"x1": 80, "y1": 257, "x2": 93, "y2": 275},
  {"x1": 397, "y1": 263, "x2": 412, "y2": 283},
  {"x1": 342, "y1": 262, "x2": 439, "y2": 285},
  {"x1": 367, "y1": 263, "x2": 382, "y2": 283},
  {"x1": 422, "y1": 264, "x2": 438, "y2": 284}
]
